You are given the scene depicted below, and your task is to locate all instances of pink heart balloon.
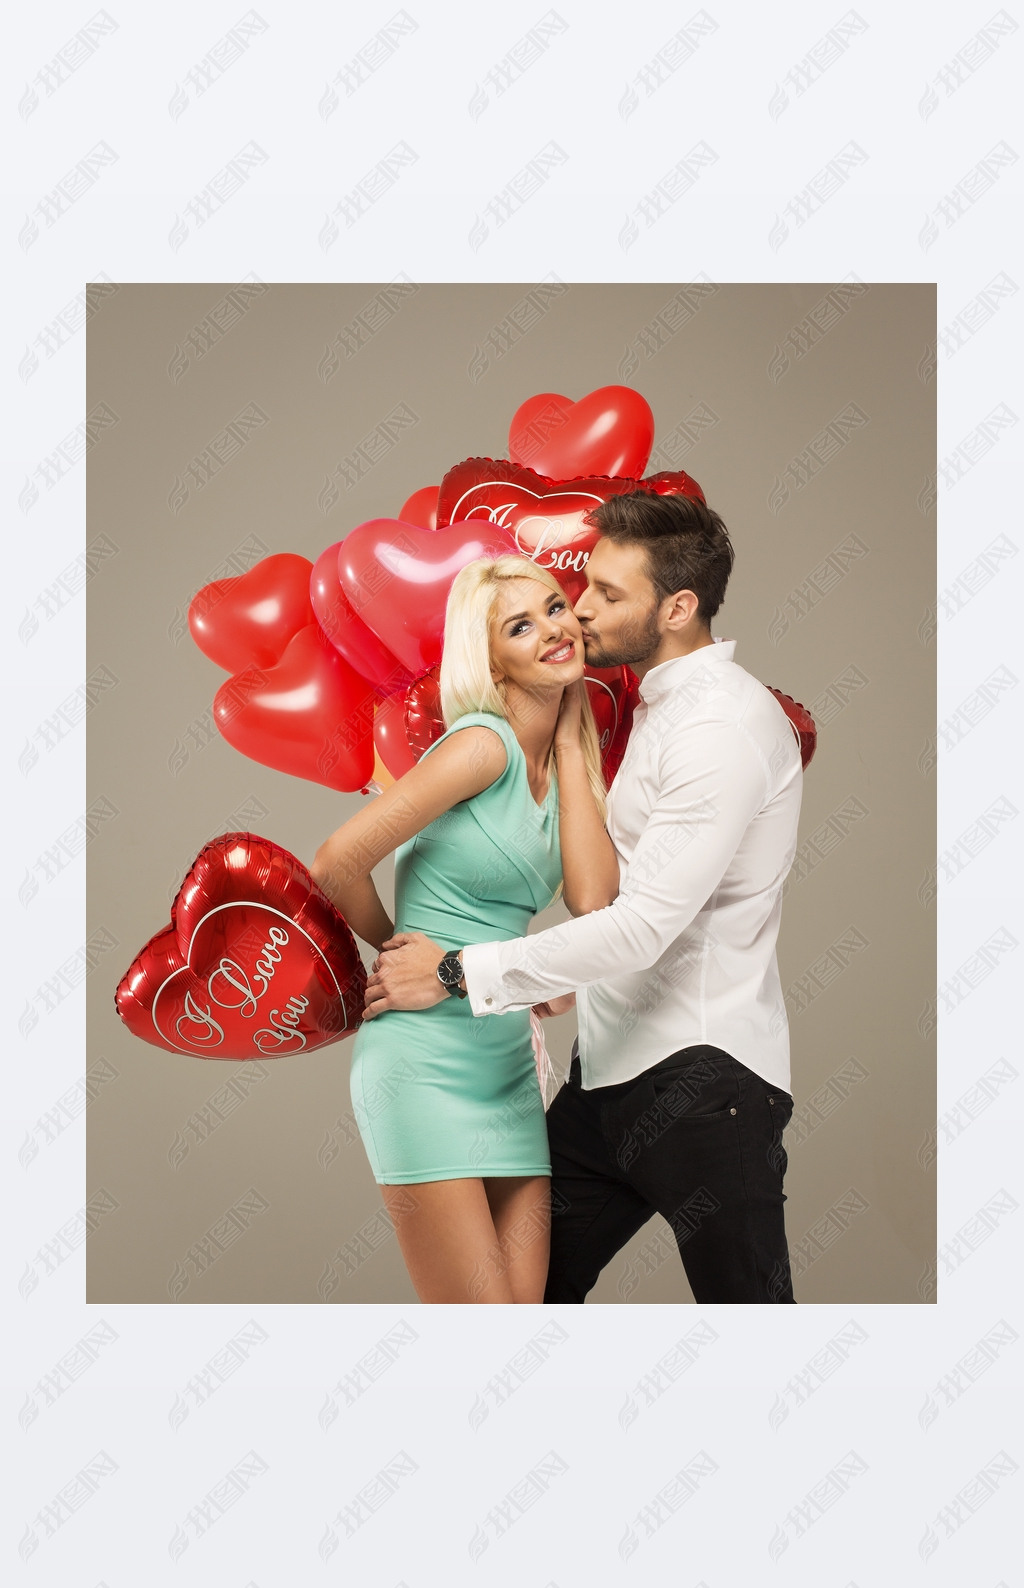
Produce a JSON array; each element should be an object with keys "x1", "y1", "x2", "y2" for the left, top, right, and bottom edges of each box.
[
  {"x1": 337, "y1": 518, "x2": 520, "y2": 677},
  {"x1": 310, "y1": 541, "x2": 413, "y2": 697}
]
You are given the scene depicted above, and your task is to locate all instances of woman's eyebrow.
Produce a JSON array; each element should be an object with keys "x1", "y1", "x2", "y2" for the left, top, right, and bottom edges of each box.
[{"x1": 503, "y1": 595, "x2": 563, "y2": 627}]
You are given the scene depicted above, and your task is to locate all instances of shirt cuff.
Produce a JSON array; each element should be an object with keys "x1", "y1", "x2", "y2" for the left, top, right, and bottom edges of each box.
[{"x1": 461, "y1": 941, "x2": 507, "y2": 1016}]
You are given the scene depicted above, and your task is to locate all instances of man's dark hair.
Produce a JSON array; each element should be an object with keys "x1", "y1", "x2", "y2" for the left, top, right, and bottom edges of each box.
[{"x1": 585, "y1": 491, "x2": 734, "y2": 624}]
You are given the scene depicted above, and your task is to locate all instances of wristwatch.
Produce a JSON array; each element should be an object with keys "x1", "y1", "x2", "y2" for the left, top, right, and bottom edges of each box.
[{"x1": 436, "y1": 948, "x2": 467, "y2": 998}]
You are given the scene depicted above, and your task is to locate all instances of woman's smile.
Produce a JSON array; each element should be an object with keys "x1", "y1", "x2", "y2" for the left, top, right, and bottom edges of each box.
[{"x1": 538, "y1": 639, "x2": 576, "y2": 664}]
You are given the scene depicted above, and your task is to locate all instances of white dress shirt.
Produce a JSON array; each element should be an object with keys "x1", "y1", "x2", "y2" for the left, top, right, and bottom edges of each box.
[{"x1": 460, "y1": 640, "x2": 803, "y2": 1092}]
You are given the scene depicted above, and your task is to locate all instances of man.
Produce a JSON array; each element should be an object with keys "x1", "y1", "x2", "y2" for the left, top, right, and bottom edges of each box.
[{"x1": 363, "y1": 491, "x2": 803, "y2": 1303}]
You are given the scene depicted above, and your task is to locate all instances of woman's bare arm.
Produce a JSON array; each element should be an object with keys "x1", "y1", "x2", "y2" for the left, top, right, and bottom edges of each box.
[
  {"x1": 553, "y1": 681, "x2": 620, "y2": 916},
  {"x1": 310, "y1": 726, "x2": 508, "y2": 949}
]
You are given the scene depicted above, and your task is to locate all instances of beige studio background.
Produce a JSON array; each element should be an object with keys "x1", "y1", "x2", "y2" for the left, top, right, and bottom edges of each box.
[{"x1": 86, "y1": 282, "x2": 934, "y2": 1304}]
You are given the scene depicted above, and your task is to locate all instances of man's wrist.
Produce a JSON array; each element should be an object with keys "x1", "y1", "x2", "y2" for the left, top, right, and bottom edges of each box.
[{"x1": 436, "y1": 946, "x2": 467, "y2": 998}]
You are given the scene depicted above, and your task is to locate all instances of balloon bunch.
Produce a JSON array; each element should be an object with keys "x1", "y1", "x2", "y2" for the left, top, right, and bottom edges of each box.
[{"x1": 184, "y1": 384, "x2": 739, "y2": 796}]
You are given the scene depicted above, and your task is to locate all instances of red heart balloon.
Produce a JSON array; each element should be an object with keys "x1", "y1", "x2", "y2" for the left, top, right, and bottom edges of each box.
[
  {"x1": 583, "y1": 663, "x2": 641, "y2": 781},
  {"x1": 189, "y1": 553, "x2": 315, "y2": 673},
  {"x1": 436, "y1": 458, "x2": 705, "y2": 605},
  {"x1": 310, "y1": 540, "x2": 413, "y2": 697},
  {"x1": 214, "y1": 624, "x2": 376, "y2": 792},
  {"x1": 404, "y1": 668, "x2": 445, "y2": 758},
  {"x1": 643, "y1": 470, "x2": 708, "y2": 498},
  {"x1": 398, "y1": 485, "x2": 440, "y2": 530},
  {"x1": 507, "y1": 393, "x2": 574, "y2": 469},
  {"x1": 374, "y1": 689, "x2": 421, "y2": 780},
  {"x1": 767, "y1": 687, "x2": 817, "y2": 770},
  {"x1": 337, "y1": 518, "x2": 520, "y2": 678},
  {"x1": 519, "y1": 386, "x2": 656, "y2": 480},
  {"x1": 115, "y1": 833, "x2": 366, "y2": 1060},
  {"x1": 583, "y1": 666, "x2": 619, "y2": 748}
]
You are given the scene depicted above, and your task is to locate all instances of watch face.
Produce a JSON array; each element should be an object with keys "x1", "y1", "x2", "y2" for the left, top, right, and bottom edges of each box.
[{"x1": 438, "y1": 954, "x2": 461, "y2": 986}]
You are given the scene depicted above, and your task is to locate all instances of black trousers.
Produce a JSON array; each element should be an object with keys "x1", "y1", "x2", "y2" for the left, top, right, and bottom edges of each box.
[{"x1": 543, "y1": 1041, "x2": 796, "y2": 1304}]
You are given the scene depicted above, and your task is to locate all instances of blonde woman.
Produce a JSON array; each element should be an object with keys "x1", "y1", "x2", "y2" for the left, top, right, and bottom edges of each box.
[{"x1": 311, "y1": 554, "x2": 619, "y2": 1304}]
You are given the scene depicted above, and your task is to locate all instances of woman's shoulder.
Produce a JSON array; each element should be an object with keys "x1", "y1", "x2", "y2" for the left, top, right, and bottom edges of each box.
[
  {"x1": 437, "y1": 710, "x2": 518, "y2": 744},
  {"x1": 445, "y1": 709, "x2": 513, "y2": 732},
  {"x1": 420, "y1": 712, "x2": 516, "y2": 771}
]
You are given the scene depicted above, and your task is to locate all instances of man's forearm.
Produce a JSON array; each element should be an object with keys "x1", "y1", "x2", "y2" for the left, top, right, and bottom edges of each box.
[{"x1": 459, "y1": 899, "x2": 658, "y2": 1016}]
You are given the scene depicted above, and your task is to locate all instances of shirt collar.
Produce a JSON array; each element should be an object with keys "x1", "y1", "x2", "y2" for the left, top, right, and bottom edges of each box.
[{"x1": 636, "y1": 638, "x2": 736, "y2": 704}]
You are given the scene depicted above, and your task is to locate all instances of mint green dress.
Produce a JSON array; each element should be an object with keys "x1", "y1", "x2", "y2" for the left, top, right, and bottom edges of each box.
[{"x1": 349, "y1": 712, "x2": 562, "y2": 1183}]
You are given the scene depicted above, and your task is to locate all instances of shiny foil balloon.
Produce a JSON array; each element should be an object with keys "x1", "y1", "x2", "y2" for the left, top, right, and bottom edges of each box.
[
  {"x1": 403, "y1": 667, "x2": 445, "y2": 758},
  {"x1": 643, "y1": 470, "x2": 710, "y2": 498},
  {"x1": 767, "y1": 687, "x2": 817, "y2": 769},
  {"x1": 189, "y1": 553, "x2": 315, "y2": 673},
  {"x1": 115, "y1": 833, "x2": 366, "y2": 1060},
  {"x1": 214, "y1": 623, "x2": 376, "y2": 792},
  {"x1": 583, "y1": 663, "x2": 640, "y2": 783},
  {"x1": 436, "y1": 458, "x2": 705, "y2": 604}
]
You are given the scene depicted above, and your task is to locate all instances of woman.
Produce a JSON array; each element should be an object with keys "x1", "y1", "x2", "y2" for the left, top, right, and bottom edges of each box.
[{"x1": 310, "y1": 554, "x2": 620, "y2": 1304}]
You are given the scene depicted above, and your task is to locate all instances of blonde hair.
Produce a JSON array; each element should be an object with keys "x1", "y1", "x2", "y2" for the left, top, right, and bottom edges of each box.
[{"x1": 439, "y1": 555, "x2": 608, "y2": 823}]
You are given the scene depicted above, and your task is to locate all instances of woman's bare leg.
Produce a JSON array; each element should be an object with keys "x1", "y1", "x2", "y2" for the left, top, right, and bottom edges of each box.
[
  {"x1": 381, "y1": 1180, "x2": 516, "y2": 1303},
  {"x1": 483, "y1": 1176, "x2": 550, "y2": 1304}
]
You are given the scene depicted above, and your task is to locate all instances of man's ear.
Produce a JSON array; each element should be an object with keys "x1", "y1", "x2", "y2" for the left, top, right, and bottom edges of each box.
[{"x1": 664, "y1": 589, "x2": 701, "y2": 629}]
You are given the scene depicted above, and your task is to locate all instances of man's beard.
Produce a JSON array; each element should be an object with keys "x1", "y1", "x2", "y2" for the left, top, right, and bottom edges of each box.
[{"x1": 582, "y1": 601, "x2": 661, "y2": 669}]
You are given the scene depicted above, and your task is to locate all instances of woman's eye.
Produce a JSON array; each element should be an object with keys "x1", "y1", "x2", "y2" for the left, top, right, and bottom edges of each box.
[{"x1": 512, "y1": 600, "x2": 566, "y2": 635}]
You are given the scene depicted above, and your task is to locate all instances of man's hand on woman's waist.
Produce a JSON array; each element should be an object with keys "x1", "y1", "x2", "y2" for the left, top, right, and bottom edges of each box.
[{"x1": 362, "y1": 932, "x2": 462, "y2": 1018}]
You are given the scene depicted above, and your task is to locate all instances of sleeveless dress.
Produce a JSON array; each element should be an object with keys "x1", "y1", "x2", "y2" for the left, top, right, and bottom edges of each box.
[{"x1": 348, "y1": 712, "x2": 563, "y2": 1183}]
